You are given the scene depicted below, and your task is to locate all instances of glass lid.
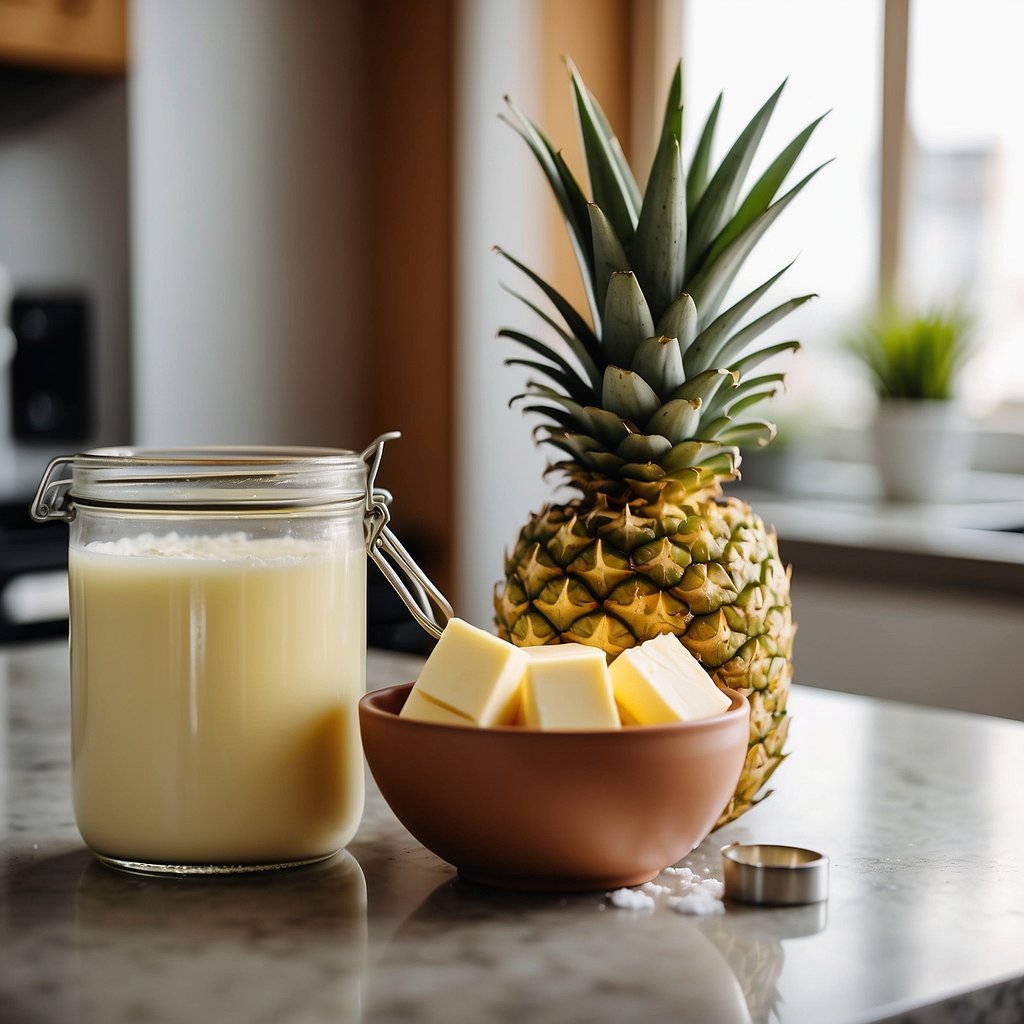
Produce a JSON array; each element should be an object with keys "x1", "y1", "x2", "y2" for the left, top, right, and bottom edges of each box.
[{"x1": 62, "y1": 446, "x2": 367, "y2": 509}]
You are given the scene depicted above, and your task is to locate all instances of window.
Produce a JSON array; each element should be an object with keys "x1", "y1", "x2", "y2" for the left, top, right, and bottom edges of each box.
[
  {"x1": 678, "y1": 0, "x2": 1024, "y2": 434},
  {"x1": 904, "y1": 0, "x2": 1024, "y2": 412},
  {"x1": 681, "y1": 0, "x2": 884, "y2": 424}
]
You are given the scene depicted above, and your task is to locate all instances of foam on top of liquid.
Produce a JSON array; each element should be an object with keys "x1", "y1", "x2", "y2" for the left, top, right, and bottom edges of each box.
[{"x1": 78, "y1": 531, "x2": 330, "y2": 562}]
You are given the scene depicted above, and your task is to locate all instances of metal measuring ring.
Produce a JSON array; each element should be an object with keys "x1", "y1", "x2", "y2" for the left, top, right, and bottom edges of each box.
[{"x1": 721, "y1": 842, "x2": 830, "y2": 906}]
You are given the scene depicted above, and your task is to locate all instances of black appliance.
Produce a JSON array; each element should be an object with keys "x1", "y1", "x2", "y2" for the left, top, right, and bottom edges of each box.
[{"x1": 10, "y1": 293, "x2": 91, "y2": 442}]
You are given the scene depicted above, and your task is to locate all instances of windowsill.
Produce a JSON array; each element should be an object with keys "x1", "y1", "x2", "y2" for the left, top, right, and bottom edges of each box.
[
  {"x1": 737, "y1": 451, "x2": 1024, "y2": 526},
  {"x1": 732, "y1": 453, "x2": 1024, "y2": 596},
  {"x1": 781, "y1": 420, "x2": 1024, "y2": 477}
]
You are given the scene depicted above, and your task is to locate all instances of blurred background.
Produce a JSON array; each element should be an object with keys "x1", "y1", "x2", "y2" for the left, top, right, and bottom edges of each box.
[{"x1": 0, "y1": 0, "x2": 1021, "y2": 713}]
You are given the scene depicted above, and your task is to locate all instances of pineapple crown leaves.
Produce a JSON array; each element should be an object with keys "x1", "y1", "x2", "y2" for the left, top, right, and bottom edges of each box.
[{"x1": 499, "y1": 60, "x2": 828, "y2": 496}]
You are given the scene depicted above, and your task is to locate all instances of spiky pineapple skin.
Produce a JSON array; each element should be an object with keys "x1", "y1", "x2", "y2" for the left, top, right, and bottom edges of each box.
[{"x1": 495, "y1": 490, "x2": 794, "y2": 826}]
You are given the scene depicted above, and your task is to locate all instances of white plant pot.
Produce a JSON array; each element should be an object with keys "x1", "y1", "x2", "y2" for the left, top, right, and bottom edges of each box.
[{"x1": 872, "y1": 399, "x2": 972, "y2": 503}]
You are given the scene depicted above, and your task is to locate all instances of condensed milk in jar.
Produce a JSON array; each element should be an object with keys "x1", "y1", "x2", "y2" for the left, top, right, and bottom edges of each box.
[{"x1": 31, "y1": 440, "x2": 445, "y2": 875}]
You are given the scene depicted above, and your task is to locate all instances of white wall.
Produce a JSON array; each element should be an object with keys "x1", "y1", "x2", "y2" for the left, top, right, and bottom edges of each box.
[
  {"x1": 455, "y1": 0, "x2": 554, "y2": 626},
  {"x1": 130, "y1": 0, "x2": 365, "y2": 448},
  {"x1": 0, "y1": 83, "x2": 131, "y2": 495}
]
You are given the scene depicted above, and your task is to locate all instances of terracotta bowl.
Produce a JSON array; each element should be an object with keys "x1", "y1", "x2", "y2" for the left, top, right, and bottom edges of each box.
[{"x1": 359, "y1": 682, "x2": 749, "y2": 892}]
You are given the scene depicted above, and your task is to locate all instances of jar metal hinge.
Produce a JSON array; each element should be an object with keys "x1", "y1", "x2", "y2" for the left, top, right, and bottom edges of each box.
[
  {"x1": 30, "y1": 456, "x2": 76, "y2": 523},
  {"x1": 361, "y1": 433, "x2": 453, "y2": 641}
]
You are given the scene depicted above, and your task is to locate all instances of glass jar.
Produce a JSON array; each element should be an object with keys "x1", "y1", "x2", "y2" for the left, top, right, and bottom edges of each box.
[{"x1": 31, "y1": 440, "x2": 448, "y2": 875}]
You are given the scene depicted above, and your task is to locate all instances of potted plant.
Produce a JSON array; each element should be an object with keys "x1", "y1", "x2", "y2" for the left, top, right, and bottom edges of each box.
[{"x1": 846, "y1": 305, "x2": 974, "y2": 502}]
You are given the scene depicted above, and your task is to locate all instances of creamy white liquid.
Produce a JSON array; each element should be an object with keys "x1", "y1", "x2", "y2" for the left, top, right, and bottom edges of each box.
[{"x1": 69, "y1": 532, "x2": 365, "y2": 866}]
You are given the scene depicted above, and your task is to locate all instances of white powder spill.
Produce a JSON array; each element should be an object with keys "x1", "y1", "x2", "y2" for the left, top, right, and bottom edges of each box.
[
  {"x1": 699, "y1": 878, "x2": 725, "y2": 900},
  {"x1": 607, "y1": 888, "x2": 656, "y2": 911},
  {"x1": 668, "y1": 889, "x2": 725, "y2": 916},
  {"x1": 605, "y1": 864, "x2": 726, "y2": 916},
  {"x1": 663, "y1": 866, "x2": 700, "y2": 882},
  {"x1": 640, "y1": 881, "x2": 671, "y2": 896}
]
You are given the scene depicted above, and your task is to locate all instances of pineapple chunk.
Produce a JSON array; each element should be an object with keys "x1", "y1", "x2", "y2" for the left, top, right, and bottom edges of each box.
[
  {"x1": 400, "y1": 617, "x2": 527, "y2": 726},
  {"x1": 611, "y1": 633, "x2": 731, "y2": 725},
  {"x1": 520, "y1": 645, "x2": 620, "y2": 730}
]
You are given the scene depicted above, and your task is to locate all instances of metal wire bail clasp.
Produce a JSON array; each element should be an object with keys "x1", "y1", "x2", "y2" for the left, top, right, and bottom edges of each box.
[
  {"x1": 29, "y1": 456, "x2": 76, "y2": 523},
  {"x1": 361, "y1": 433, "x2": 453, "y2": 641}
]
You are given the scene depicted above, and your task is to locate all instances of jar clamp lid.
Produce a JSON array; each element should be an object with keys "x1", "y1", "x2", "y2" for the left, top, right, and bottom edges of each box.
[{"x1": 30, "y1": 432, "x2": 453, "y2": 640}]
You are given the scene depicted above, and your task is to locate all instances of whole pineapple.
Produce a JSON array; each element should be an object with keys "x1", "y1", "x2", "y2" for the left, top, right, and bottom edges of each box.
[{"x1": 494, "y1": 63, "x2": 827, "y2": 824}]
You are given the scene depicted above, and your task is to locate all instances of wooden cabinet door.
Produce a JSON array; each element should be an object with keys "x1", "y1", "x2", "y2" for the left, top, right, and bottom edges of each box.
[{"x1": 0, "y1": 0, "x2": 127, "y2": 76}]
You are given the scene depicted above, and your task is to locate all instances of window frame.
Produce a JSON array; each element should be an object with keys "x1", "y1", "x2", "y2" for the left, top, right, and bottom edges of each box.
[{"x1": 631, "y1": 0, "x2": 1024, "y2": 472}]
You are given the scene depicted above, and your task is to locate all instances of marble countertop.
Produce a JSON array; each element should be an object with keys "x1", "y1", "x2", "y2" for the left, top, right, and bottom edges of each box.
[{"x1": 3, "y1": 642, "x2": 1023, "y2": 1024}]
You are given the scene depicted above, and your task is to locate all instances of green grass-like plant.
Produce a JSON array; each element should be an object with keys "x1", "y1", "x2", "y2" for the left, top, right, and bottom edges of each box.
[{"x1": 845, "y1": 305, "x2": 973, "y2": 401}]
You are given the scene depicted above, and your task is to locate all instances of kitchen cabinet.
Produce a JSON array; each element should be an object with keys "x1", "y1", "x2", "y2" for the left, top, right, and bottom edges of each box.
[
  {"x1": 737, "y1": 471, "x2": 1024, "y2": 720},
  {"x1": 0, "y1": 0, "x2": 127, "y2": 76},
  {"x1": 791, "y1": 573, "x2": 1024, "y2": 720}
]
